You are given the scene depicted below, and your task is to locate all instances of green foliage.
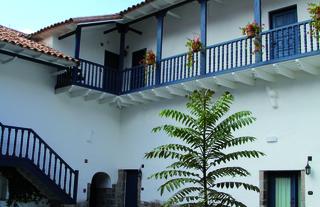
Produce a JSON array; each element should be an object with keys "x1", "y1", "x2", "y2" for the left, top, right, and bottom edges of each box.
[
  {"x1": 145, "y1": 89, "x2": 265, "y2": 207},
  {"x1": 309, "y1": 3, "x2": 320, "y2": 37},
  {"x1": 185, "y1": 36, "x2": 203, "y2": 68}
]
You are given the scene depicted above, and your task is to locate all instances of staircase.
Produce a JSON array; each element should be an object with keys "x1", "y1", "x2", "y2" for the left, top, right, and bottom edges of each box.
[{"x1": 0, "y1": 122, "x2": 79, "y2": 204}]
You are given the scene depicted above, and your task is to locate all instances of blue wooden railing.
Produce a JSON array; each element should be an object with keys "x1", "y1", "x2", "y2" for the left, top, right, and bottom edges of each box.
[
  {"x1": 160, "y1": 51, "x2": 201, "y2": 84},
  {"x1": 0, "y1": 122, "x2": 79, "y2": 203},
  {"x1": 56, "y1": 20, "x2": 319, "y2": 95},
  {"x1": 121, "y1": 64, "x2": 156, "y2": 93},
  {"x1": 56, "y1": 59, "x2": 118, "y2": 94}
]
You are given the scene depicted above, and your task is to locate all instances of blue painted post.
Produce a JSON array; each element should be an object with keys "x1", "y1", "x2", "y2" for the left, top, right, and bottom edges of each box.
[
  {"x1": 156, "y1": 11, "x2": 166, "y2": 85},
  {"x1": 74, "y1": 27, "x2": 82, "y2": 59},
  {"x1": 119, "y1": 29, "x2": 126, "y2": 71},
  {"x1": 73, "y1": 27, "x2": 82, "y2": 85},
  {"x1": 254, "y1": 0, "x2": 262, "y2": 63},
  {"x1": 199, "y1": 0, "x2": 207, "y2": 76},
  {"x1": 117, "y1": 25, "x2": 128, "y2": 94}
]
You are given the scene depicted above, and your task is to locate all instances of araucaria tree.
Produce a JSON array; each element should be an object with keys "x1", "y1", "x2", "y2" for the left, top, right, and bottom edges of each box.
[{"x1": 145, "y1": 89, "x2": 265, "y2": 207}]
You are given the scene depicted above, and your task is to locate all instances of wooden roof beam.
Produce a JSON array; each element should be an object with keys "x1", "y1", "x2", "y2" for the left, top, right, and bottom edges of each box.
[
  {"x1": 272, "y1": 64, "x2": 295, "y2": 79},
  {"x1": 295, "y1": 59, "x2": 320, "y2": 75},
  {"x1": 232, "y1": 73, "x2": 255, "y2": 86},
  {"x1": 252, "y1": 68, "x2": 275, "y2": 82}
]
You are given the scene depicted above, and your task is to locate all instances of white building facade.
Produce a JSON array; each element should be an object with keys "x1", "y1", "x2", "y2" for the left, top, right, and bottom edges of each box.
[{"x1": 1, "y1": 0, "x2": 320, "y2": 206}]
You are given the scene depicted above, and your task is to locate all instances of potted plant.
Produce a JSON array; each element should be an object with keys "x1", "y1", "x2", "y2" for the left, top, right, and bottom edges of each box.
[
  {"x1": 241, "y1": 22, "x2": 264, "y2": 54},
  {"x1": 309, "y1": 3, "x2": 320, "y2": 37},
  {"x1": 241, "y1": 21, "x2": 263, "y2": 38},
  {"x1": 140, "y1": 50, "x2": 156, "y2": 85},
  {"x1": 186, "y1": 35, "x2": 203, "y2": 68},
  {"x1": 141, "y1": 50, "x2": 156, "y2": 66}
]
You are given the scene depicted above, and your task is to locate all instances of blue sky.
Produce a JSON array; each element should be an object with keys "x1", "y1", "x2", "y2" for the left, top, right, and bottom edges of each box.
[{"x1": 1, "y1": 0, "x2": 143, "y2": 33}]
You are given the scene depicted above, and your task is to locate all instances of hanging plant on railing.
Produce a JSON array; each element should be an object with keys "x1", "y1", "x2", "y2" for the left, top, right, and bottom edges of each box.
[
  {"x1": 140, "y1": 50, "x2": 156, "y2": 85},
  {"x1": 142, "y1": 50, "x2": 156, "y2": 66},
  {"x1": 308, "y1": 3, "x2": 320, "y2": 37},
  {"x1": 241, "y1": 22, "x2": 262, "y2": 38},
  {"x1": 241, "y1": 22, "x2": 264, "y2": 54},
  {"x1": 186, "y1": 35, "x2": 203, "y2": 68}
]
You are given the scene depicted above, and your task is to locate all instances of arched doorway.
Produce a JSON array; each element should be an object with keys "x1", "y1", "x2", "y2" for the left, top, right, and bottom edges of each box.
[{"x1": 89, "y1": 172, "x2": 112, "y2": 207}]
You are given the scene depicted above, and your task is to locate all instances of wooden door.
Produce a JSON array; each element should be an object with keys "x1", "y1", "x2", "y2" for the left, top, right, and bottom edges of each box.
[
  {"x1": 130, "y1": 49, "x2": 146, "y2": 90},
  {"x1": 270, "y1": 6, "x2": 299, "y2": 59},
  {"x1": 104, "y1": 50, "x2": 119, "y2": 92}
]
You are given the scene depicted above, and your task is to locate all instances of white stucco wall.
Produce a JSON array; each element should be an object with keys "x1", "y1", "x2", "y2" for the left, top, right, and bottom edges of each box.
[
  {"x1": 80, "y1": 26, "x2": 120, "y2": 65},
  {"x1": 0, "y1": 58, "x2": 121, "y2": 203},
  {"x1": 119, "y1": 72, "x2": 320, "y2": 206},
  {"x1": 2, "y1": 0, "x2": 318, "y2": 206},
  {"x1": 2, "y1": 56, "x2": 320, "y2": 206},
  {"x1": 125, "y1": 17, "x2": 157, "y2": 69},
  {"x1": 49, "y1": 25, "x2": 120, "y2": 65}
]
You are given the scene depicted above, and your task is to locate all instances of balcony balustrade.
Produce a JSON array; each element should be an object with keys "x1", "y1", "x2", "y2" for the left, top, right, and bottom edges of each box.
[{"x1": 56, "y1": 20, "x2": 320, "y2": 95}]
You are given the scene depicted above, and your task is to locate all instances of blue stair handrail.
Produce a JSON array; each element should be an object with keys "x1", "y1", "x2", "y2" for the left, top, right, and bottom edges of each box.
[{"x1": 0, "y1": 122, "x2": 79, "y2": 203}]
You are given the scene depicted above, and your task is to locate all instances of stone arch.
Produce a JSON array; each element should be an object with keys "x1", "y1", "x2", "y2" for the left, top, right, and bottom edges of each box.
[
  {"x1": 91, "y1": 172, "x2": 111, "y2": 189},
  {"x1": 89, "y1": 172, "x2": 112, "y2": 207}
]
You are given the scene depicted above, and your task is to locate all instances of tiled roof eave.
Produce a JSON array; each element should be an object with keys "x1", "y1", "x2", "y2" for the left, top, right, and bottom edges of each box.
[
  {"x1": 31, "y1": 14, "x2": 123, "y2": 38},
  {"x1": 0, "y1": 41, "x2": 77, "y2": 67},
  {"x1": 0, "y1": 25, "x2": 77, "y2": 65}
]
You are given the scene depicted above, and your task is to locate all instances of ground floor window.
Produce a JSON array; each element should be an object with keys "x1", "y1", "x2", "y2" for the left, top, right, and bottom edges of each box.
[{"x1": 260, "y1": 171, "x2": 304, "y2": 207}]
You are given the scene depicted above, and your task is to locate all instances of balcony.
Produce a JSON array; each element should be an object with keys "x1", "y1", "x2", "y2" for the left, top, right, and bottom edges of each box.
[{"x1": 56, "y1": 20, "x2": 320, "y2": 107}]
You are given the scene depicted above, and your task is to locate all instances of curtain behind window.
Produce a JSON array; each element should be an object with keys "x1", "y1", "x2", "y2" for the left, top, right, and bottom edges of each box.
[{"x1": 275, "y1": 177, "x2": 291, "y2": 207}]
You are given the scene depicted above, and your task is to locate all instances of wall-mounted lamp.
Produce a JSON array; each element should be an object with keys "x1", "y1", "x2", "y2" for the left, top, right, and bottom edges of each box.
[{"x1": 305, "y1": 156, "x2": 312, "y2": 175}]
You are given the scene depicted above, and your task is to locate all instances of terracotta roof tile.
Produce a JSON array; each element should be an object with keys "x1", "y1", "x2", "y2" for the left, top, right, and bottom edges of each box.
[
  {"x1": 31, "y1": 1, "x2": 158, "y2": 38},
  {"x1": 119, "y1": 0, "x2": 155, "y2": 15},
  {"x1": 31, "y1": 14, "x2": 122, "y2": 37},
  {"x1": 0, "y1": 25, "x2": 76, "y2": 63}
]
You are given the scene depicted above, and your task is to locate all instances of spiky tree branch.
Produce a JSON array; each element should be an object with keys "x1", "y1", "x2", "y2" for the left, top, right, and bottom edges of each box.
[{"x1": 145, "y1": 89, "x2": 265, "y2": 207}]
